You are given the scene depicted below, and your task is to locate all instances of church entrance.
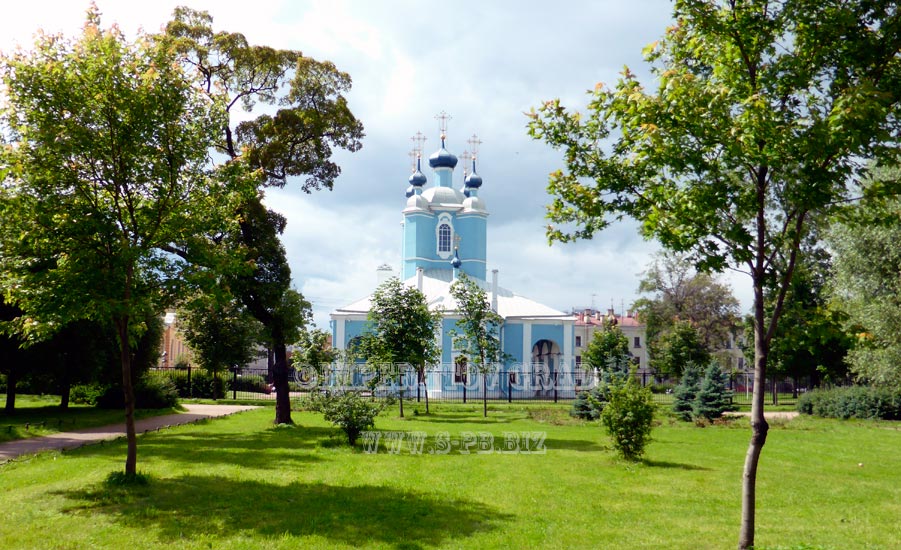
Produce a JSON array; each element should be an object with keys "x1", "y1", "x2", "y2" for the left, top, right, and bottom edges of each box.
[{"x1": 531, "y1": 339, "x2": 561, "y2": 397}]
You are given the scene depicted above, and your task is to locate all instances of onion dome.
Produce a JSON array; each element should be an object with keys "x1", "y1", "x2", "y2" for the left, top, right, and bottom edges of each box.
[
  {"x1": 409, "y1": 157, "x2": 427, "y2": 187},
  {"x1": 464, "y1": 158, "x2": 482, "y2": 188},
  {"x1": 428, "y1": 135, "x2": 458, "y2": 169},
  {"x1": 451, "y1": 249, "x2": 462, "y2": 269},
  {"x1": 405, "y1": 185, "x2": 414, "y2": 198}
]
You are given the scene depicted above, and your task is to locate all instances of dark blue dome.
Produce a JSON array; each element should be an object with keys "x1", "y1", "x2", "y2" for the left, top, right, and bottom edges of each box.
[
  {"x1": 428, "y1": 138, "x2": 458, "y2": 169},
  {"x1": 464, "y1": 171, "x2": 483, "y2": 188},
  {"x1": 451, "y1": 250, "x2": 462, "y2": 269},
  {"x1": 462, "y1": 186, "x2": 471, "y2": 197},
  {"x1": 409, "y1": 170, "x2": 427, "y2": 187},
  {"x1": 405, "y1": 185, "x2": 414, "y2": 198}
]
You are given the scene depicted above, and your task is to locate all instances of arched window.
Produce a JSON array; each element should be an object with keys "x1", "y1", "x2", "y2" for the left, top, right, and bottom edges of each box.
[{"x1": 438, "y1": 223, "x2": 451, "y2": 253}]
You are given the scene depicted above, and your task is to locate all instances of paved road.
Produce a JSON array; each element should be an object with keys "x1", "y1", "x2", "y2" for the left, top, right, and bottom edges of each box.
[{"x1": 0, "y1": 404, "x2": 258, "y2": 463}]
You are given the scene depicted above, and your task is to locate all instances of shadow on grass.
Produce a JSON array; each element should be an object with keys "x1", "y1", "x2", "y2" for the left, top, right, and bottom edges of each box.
[
  {"x1": 57, "y1": 475, "x2": 511, "y2": 549},
  {"x1": 641, "y1": 459, "x2": 710, "y2": 471},
  {"x1": 404, "y1": 413, "x2": 523, "y2": 425},
  {"x1": 76, "y1": 424, "x2": 338, "y2": 470}
]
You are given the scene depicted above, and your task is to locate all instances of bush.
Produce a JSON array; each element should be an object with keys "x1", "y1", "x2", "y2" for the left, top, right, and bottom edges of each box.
[
  {"x1": 70, "y1": 384, "x2": 105, "y2": 405},
  {"x1": 672, "y1": 362, "x2": 701, "y2": 421},
  {"x1": 153, "y1": 368, "x2": 227, "y2": 399},
  {"x1": 307, "y1": 390, "x2": 387, "y2": 445},
  {"x1": 570, "y1": 387, "x2": 605, "y2": 420},
  {"x1": 96, "y1": 372, "x2": 179, "y2": 409},
  {"x1": 693, "y1": 363, "x2": 733, "y2": 421},
  {"x1": 797, "y1": 385, "x2": 901, "y2": 420},
  {"x1": 601, "y1": 375, "x2": 655, "y2": 461}
]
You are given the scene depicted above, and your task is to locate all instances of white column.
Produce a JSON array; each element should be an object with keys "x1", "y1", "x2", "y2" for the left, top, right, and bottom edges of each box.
[
  {"x1": 563, "y1": 321, "x2": 573, "y2": 370},
  {"x1": 335, "y1": 319, "x2": 346, "y2": 350},
  {"x1": 522, "y1": 322, "x2": 532, "y2": 366}
]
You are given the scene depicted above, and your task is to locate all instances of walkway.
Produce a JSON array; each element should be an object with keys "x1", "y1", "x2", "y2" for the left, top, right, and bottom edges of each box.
[{"x1": 0, "y1": 404, "x2": 258, "y2": 463}]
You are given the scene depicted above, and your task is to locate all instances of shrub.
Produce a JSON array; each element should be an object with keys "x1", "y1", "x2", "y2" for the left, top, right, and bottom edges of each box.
[
  {"x1": 70, "y1": 384, "x2": 105, "y2": 405},
  {"x1": 693, "y1": 363, "x2": 733, "y2": 421},
  {"x1": 154, "y1": 368, "x2": 227, "y2": 399},
  {"x1": 570, "y1": 387, "x2": 605, "y2": 420},
  {"x1": 797, "y1": 385, "x2": 901, "y2": 420},
  {"x1": 96, "y1": 372, "x2": 179, "y2": 409},
  {"x1": 672, "y1": 362, "x2": 701, "y2": 421},
  {"x1": 307, "y1": 390, "x2": 388, "y2": 445},
  {"x1": 601, "y1": 375, "x2": 655, "y2": 461}
]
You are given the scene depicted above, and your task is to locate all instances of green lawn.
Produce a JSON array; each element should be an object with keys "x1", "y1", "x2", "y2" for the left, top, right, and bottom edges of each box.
[
  {"x1": 0, "y1": 403, "x2": 898, "y2": 549},
  {"x1": 0, "y1": 395, "x2": 181, "y2": 443}
]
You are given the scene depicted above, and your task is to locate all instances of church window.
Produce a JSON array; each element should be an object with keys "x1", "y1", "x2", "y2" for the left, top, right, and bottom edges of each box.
[{"x1": 438, "y1": 223, "x2": 451, "y2": 253}]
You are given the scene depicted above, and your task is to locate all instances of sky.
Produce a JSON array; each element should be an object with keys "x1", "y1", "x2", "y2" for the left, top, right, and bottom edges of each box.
[{"x1": 0, "y1": 0, "x2": 754, "y2": 328}]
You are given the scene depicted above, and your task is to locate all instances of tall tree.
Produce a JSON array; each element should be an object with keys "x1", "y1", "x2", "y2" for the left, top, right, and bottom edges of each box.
[
  {"x1": 0, "y1": 10, "x2": 222, "y2": 475},
  {"x1": 633, "y1": 251, "x2": 740, "y2": 356},
  {"x1": 178, "y1": 292, "x2": 263, "y2": 398},
  {"x1": 449, "y1": 274, "x2": 507, "y2": 418},
  {"x1": 163, "y1": 7, "x2": 364, "y2": 424},
  {"x1": 829, "y1": 187, "x2": 901, "y2": 387},
  {"x1": 651, "y1": 320, "x2": 711, "y2": 379},
  {"x1": 582, "y1": 320, "x2": 632, "y2": 372},
  {"x1": 358, "y1": 278, "x2": 442, "y2": 417},
  {"x1": 527, "y1": 2, "x2": 901, "y2": 547}
]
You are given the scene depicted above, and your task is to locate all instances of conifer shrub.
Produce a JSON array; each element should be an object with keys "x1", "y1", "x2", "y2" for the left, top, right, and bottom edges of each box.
[
  {"x1": 672, "y1": 362, "x2": 702, "y2": 421},
  {"x1": 693, "y1": 362, "x2": 733, "y2": 421},
  {"x1": 600, "y1": 374, "x2": 654, "y2": 461}
]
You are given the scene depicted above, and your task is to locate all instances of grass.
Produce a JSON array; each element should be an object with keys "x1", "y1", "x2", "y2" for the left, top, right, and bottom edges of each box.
[
  {"x1": 0, "y1": 402, "x2": 898, "y2": 549},
  {"x1": 0, "y1": 394, "x2": 181, "y2": 443}
]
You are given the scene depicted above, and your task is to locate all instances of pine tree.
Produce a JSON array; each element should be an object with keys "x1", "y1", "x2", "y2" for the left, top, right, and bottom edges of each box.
[
  {"x1": 672, "y1": 362, "x2": 702, "y2": 421},
  {"x1": 693, "y1": 362, "x2": 733, "y2": 421}
]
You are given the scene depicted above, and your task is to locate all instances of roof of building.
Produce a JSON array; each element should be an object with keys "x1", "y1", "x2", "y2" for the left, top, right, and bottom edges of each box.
[
  {"x1": 573, "y1": 309, "x2": 644, "y2": 328},
  {"x1": 332, "y1": 270, "x2": 572, "y2": 321}
]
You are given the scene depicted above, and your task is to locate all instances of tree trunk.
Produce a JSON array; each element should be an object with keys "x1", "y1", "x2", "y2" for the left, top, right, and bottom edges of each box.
[
  {"x1": 4, "y1": 369, "x2": 17, "y2": 414},
  {"x1": 421, "y1": 367, "x2": 429, "y2": 414},
  {"x1": 482, "y1": 373, "x2": 488, "y2": 418},
  {"x1": 272, "y1": 335, "x2": 293, "y2": 425},
  {"x1": 59, "y1": 381, "x2": 71, "y2": 410},
  {"x1": 116, "y1": 316, "x2": 138, "y2": 476},
  {"x1": 739, "y1": 280, "x2": 770, "y2": 550}
]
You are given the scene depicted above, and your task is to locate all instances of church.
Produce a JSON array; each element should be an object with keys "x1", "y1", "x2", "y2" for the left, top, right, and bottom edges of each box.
[{"x1": 329, "y1": 123, "x2": 583, "y2": 399}]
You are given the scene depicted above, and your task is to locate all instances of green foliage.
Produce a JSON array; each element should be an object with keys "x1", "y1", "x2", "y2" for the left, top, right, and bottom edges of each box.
[
  {"x1": 307, "y1": 390, "x2": 387, "y2": 446},
  {"x1": 600, "y1": 374, "x2": 655, "y2": 461},
  {"x1": 105, "y1": 471, "x2": 151, "y2": 487},
  {"x1": 633, "y1": 251, "x2": 740, "y2": 356},
  {"x1": 448, "y1": 274, "x2": 506, "y2": 372},
  {"x1": 570, "y1": 387, "x2": 606, "y2": 420},
  {"x1": 797, "y1": 386, "x2": 901, "y2": 420},
  {"x1": 178, "y1": 293, "x2": 263, "y2": 376},
  {"x1": 293, "y1": 327, "x2": 338, "y2": 372},
  {"x1": 97, "y1": 373, "x2": 179, "y2": 410},
  {"x1": 651, "y1": 321, "x2": 710, "y2": 379},
  {"x1": 672, "y1": 362, "x2": 702, "y2": 421},
  {"x1": 693, "y1": 363, "x2": 734, "y2": 422},
  {"x1": 828, "y1": 188, "x2": 901, "y2": 387},
  {"x1": 582, "y1": 322, "x2": 631, "y2": 371},
  {"x1": 154, "y1": 368, "x2": 227, "y2": 399},
  {"x1": 70, "y1": 384, "x2": 105, "y2": 406},
  {"x1": 229, "y1": 374, "x2": 270, "y2": 394}
]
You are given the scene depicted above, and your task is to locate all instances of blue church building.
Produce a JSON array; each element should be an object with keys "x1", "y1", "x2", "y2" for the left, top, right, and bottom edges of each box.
[{"x1": 330, "y1": 126, "x2": 580, "y2": 399}]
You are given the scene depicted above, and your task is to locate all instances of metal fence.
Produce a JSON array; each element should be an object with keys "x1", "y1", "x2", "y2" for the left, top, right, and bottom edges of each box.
[{"x1": 150, "y1": 364, "x2": 803, "y2": 406}]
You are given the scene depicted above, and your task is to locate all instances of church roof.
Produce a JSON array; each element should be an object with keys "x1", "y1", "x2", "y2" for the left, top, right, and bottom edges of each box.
[{"x1": 332, "y1": 270, "x2": 572, "y2": 321}]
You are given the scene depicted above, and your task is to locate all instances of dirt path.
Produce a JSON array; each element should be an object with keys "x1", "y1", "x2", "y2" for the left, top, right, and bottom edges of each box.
[
  {"x1": 0, "y1": 404, "x2": 258, "y2": 463},
  {"x1": 726, "y1": 411, "x2": 800, "y2": 420}
]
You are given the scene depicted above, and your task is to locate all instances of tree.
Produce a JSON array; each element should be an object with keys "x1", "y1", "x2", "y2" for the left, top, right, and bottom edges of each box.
[
  {"x1": 163, "y1": 7, "x2": 364, "y2": 425},
  {"x1": 747, "y1": 235, "x2": 854, "y2": 397},
  {"x1": 672, "y1": 361, "x2": 702, "y2": 421},
  {"x1": 600, "y1": 373, "x2": 655, "y2": 461},
  {"x1": 633, "y1": 250, "x2": 740, "y2": 357},
  {"x1": 829, "y1": 189, "x2": 901, "y2": 387},
  {"x1": 359, "y1": 278, "x2": 441, "y2": 417},
  {"x1": 582, "y1": 320, "x2": 632, "y2": 372},
  {"x1": 651, "y1": 320, "x2": 711, "y2": 379},
  {"x1": 694, "y1": 362, "x2": 734, "y2": 421},
  {"x1": 528, "y1": 2, "x2": 901, "y2": 546},
  {"x1": 293, "y1": 327, "x2": 338, "y2": 376},
  {"x1": 178, "y1": 292, "x2": 263, "y2": 399},
  {"x1": 0, "y1": 10, "x2": 221, "y2": 475},
  {"x1": 449, "y1": 273, "x2": 508, "y2": 418}
]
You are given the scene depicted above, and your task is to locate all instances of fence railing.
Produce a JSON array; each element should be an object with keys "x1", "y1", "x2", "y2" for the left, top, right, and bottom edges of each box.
[{"x1": 150, "y1": 364, "x2": 803, "y2": 406}]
